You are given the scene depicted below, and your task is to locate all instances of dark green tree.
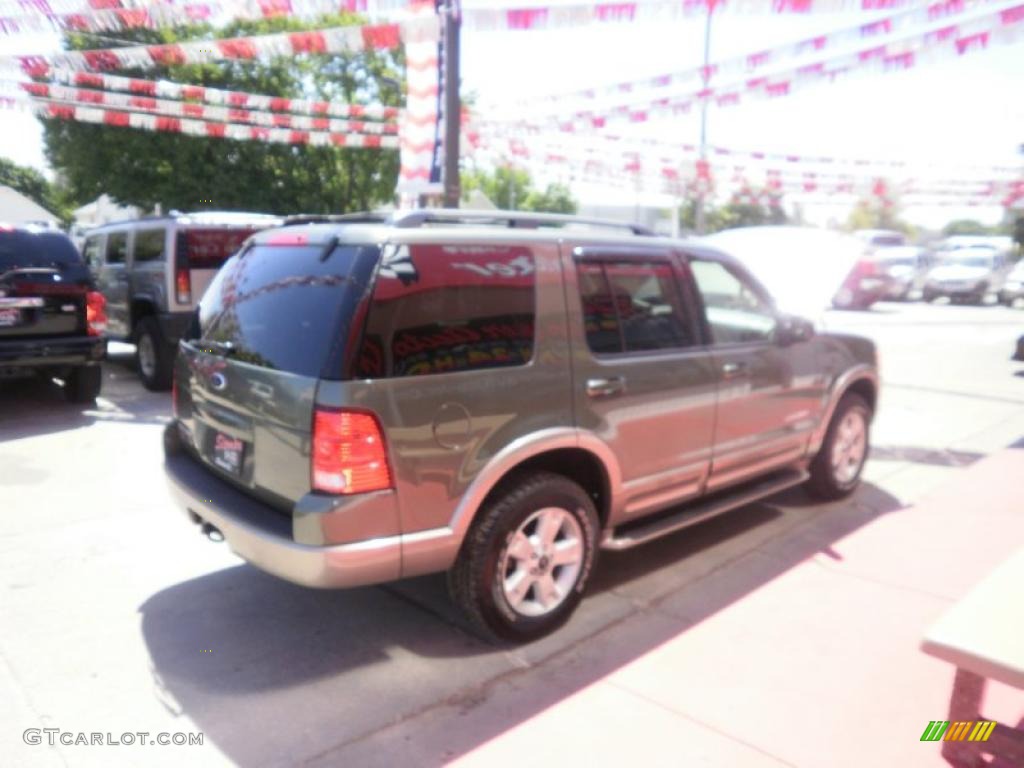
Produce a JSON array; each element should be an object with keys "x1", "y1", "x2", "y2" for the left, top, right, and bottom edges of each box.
[
  {"x1": 942, "y1": 219, "x2": 996, "y2": 236},
  {"x1": 679, "y1": 187, "x2": 788, "y2": 234},
  {"x1": 41, "y1": 14, "x2": 403, "y2": 214}
]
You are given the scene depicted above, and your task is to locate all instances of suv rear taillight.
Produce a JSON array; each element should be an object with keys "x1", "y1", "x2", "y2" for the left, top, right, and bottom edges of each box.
[
  {"x1": 175, "y1": 266, "x2": 192, "y2": 305},
  {"x1": 312, "y1": 408, "x2": 393, "y2": 495},
  {"x1": 86, "y1": 291, "x2": 107, "y2": 336}
]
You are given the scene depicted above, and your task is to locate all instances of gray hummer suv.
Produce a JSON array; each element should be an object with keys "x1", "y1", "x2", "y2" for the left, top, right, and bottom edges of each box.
[{"x1": 163, "y1": 210, "x2": 878, "y2": 642}]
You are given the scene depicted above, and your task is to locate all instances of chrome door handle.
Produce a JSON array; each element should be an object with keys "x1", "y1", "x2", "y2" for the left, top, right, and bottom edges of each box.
[
  {"x1": 721, "y1": 361, "x2": 748, "y2": 380},
  {"x1": 586, "y1": 376, "x2": 626, "y2": 398}
]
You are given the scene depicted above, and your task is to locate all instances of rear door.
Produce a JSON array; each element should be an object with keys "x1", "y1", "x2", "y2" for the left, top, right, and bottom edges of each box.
[
  {"x1": 0, "y1": 230, "x2": 91, "y2": 339},
  {"x1": 96, "y1": 230, "x2": 130, "y2": 337},
  {"x1": 176, "y1": 240, "x2": 379, "y2": 505},
  {"x1": 566, "y1": 246, "x2": 716, "y2": 522}
]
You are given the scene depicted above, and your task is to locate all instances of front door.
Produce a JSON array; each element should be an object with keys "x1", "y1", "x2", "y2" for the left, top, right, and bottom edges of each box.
[
  {"x1": 566, "y1": 246, "x2": 717, "y2": 524},
  {"x1": 687, "y1": 257, "x2": 820, "y2": 489}
]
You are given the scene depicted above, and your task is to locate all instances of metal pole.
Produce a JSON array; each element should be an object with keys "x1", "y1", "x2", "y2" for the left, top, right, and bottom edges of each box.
[
  {"x1": 694, "y1": 6, "x2": 713, "y2": 234},
  {"x1": 442, "y1": 0, "x2": 462, "y2": 208}
]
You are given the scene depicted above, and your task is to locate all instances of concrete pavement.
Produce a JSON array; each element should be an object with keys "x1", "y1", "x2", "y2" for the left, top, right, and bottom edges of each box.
[{"x1": 1, "y1": 302, "x2": 1022, "y2": 767}]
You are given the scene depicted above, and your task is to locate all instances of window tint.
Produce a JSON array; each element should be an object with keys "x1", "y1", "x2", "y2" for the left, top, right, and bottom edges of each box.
[
  {"x1": 179, "y1": 228, "x2": 255, "y2": 270},
  {"x1": 198, "y1": 245, "x2": 375, "y2": 378},
  {"x1": 690, "y1": 260, "x2": 777, "y2": 344},
  {"x1": 82, "y1": 236, "x2": 102, "y2": 270},
  {"x1": 353, "y1": 244, "x2": 535, "y2": 378},
  {"x1": 577, "y1": 260, "x2": 693, "y2": 354},
  {"x1": 105, "y1": 232, "x2": 128, "y2": 264},
  {"x1": 0, "y1": 230, "x2": 81, "y2": 270},
  {"x1": 134, "y1": 229, "x2": 166, "y2": 263}
]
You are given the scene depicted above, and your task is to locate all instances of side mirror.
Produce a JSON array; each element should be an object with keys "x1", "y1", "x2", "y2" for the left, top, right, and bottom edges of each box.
[{"x1": 776, "y1": 314, "x2": 815, "y2": 346}]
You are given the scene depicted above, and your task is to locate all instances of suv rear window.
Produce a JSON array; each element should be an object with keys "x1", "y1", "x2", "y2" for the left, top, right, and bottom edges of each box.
[
  {"x1": 179, "y1": 228, "x2": 257, "y2": 270},
  {"x1": 353, "y1": 244, "x2": 536, "y2": 379},
  {"x1": 197, "y1": 244, "x2": 379, "y2": 378},
  {"x1": 0, "y1": 229, "x2": 81, "y2": 271}
]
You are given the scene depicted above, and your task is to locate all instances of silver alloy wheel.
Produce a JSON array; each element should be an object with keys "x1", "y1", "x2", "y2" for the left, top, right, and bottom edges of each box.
[
  {"x1": 499, "y1": 506, "x2": 585, "y2": 618},
  {"x1": 831, "y1": 409, "x2": 867, "y2": 485},
  {"x1": 137, "y1": 332, "x2": 156, "y2": 380}
]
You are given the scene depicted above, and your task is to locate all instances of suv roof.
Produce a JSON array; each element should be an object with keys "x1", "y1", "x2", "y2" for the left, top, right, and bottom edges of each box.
[
  {"x1": 87, "y1": 211, "x2": 282, "y2": 231},
  {"x1": 278, "y1": 209, "x2": 660, "y2": 237}
]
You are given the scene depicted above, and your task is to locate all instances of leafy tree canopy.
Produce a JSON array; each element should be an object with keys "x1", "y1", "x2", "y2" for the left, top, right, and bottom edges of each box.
[
  {"x1": 941, "y1": 219, "x2": 1000, "y2": 237},
  {"x1": 461, "y1": 167, "x2": 577, "y2": 214},
  {"x1": 41, "y1": 15, "x2": 404, "y2": 215},
  {"x1": 680, "y1": 188, "x2": 788, "y2": 234}
]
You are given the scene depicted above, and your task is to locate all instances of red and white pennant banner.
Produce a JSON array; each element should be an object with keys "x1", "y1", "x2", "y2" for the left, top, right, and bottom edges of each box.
[
  {"x1": 35, "y1": 69, "x2": 401, "y2": 120},
  {"x1": 0, "y1": 0, "x2": 977, "y2": 35},
  {"x1": 469, "y1": 123, "x2": 1021, "y2": 177},
  {"x1": 0, "y1": 0, "x2": 423, "y2": 35},
  {"x1": 12, "y1": 81, "x2": 399, "y2": 133},
  {"x1": 397, "y1": 0, "x2": 441, "y2": 194},
  {"x1": 3, "y1": 13, "x2": 439, "y2": 75},
  {"x1": 483, "y1": 3, "x2": 1024, "y2": 126},
  {"x1": 492, "y1": 0, "x2": 996, "y2": 111},
  {"x1": 0, "y1": 94, "x2": 400, "y2": 147}
]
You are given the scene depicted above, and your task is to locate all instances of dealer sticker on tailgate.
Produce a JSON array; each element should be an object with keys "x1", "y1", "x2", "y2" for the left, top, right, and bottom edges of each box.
[
  {"x1": 212, "y1": 432, "x2": 245, "y2": 475},
  {"x1": 0, "y1": 308, "x2": 21, "y2": 327}
]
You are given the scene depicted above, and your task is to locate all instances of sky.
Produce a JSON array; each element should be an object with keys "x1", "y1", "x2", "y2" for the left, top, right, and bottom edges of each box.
[{"x1": 1, "y1": 1, "x2": 1022, "y2": 229}]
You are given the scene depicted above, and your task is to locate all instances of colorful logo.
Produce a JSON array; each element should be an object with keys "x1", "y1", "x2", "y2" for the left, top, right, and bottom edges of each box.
[{"x1": 921, "y1": 721, "x2": 996, "y2": 742}]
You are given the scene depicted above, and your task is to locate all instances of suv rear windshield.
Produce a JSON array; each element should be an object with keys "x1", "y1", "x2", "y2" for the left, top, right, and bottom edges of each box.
[
  {"x1": 196, "y1": 244, "x2": 379, "y2": 378},
  {"x1": 0, "y1": 229, "x2": 81, "y2": 271},
  {"x1": 178, "y1": 228, "x2": 259, "y2": 270}
]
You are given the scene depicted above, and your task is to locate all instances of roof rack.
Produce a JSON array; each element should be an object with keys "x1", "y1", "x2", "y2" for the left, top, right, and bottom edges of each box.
[{"x1": 282, "y1": 209, "x2": 658, "y2": 236}]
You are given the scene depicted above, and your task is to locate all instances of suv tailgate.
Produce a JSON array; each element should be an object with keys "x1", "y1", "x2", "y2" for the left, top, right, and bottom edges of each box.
[{"x1": 175, "y1": 240, "x2": 379, "y2": 507}]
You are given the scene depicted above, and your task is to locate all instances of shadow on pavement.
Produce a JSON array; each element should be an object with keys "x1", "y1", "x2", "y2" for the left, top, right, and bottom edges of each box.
[
  {"x1": 870, "y1": 444, "x2": 985, "y2": 467},
  {"x1": 0, "y1": 358, "x2": 170, "y2": 441},
  {"x1": 140, "y1": 480, "x2": 902, "y2": 767}
]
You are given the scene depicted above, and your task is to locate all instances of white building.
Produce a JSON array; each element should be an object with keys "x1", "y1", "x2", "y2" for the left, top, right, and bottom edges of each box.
[{"x1": 0, "y1": 185, "x2": 59, "y2": 227}]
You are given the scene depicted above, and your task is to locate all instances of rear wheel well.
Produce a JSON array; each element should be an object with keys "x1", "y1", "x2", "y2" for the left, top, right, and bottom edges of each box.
[
  {"x1": 481, "y1": 448, "x2": 611, "y2": 529},
  {"x1": 845, "y1": 377, "x2": 876, "y2": 414},
  {"x1": 130, "y1": 299, "x2": 156, "y2": 332}
]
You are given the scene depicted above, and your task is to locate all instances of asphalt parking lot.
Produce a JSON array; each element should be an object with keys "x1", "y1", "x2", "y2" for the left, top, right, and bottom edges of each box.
[{"x1": 2, "y1": 302, "x2": 1023, "y2": 768}]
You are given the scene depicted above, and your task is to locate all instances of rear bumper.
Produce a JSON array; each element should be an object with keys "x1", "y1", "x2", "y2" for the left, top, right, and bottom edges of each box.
[
  {"x1": 0, "y1": 335, "x2": 105, "y2": 367},
  {"x1": 163, "y1": 428, "x2": 401, "y2": 588}
]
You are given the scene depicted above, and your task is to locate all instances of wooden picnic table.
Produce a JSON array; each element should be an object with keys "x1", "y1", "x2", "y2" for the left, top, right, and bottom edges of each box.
[{"x1": 921, "y1": 548, "x2": 1024, "y2": 767}]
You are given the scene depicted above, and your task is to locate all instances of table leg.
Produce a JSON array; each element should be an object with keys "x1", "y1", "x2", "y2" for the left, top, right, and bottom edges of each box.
[{"x1": 941, "y1": 668, "x2": 985, "y2": 768}]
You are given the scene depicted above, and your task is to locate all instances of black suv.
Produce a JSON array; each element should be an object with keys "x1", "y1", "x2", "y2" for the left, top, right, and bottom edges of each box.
[{"x1": 0, "y1": 226, "x2": 106, "y2": 402}]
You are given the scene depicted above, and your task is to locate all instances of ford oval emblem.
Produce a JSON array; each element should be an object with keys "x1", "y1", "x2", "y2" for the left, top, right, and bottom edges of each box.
[{"x1": 209, "y1": 372, "x2": 228, "y2": 391}]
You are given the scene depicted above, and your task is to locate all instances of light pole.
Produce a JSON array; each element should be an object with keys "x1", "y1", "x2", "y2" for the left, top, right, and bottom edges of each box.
[
  {"x1": 694, "y1": 5, "x2": 714, "y2": 235},
  {"x1": 442, "y1": 0, "x2": 462, "y2": 208}
]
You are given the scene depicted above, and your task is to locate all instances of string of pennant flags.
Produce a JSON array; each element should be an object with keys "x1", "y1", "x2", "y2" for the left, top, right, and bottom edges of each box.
[
  {"x1": 0, "y1": 0, "x2": 989, "y2": 36},
  {"x1": 32, "y1": 69, "x2": 403, "y2": 120},
  {"x1": 492, "y1": 0, "x2": 1006, "y2": 112},
  {"x1": 4, "y1": 14, "x2": 439, "y2": 76},
  {"x1": 0, "y1": 93, "x2": 402, "y2": 147},
  {"x1": 483, "y1": 2, "x2": 1024, "y2": 125}
]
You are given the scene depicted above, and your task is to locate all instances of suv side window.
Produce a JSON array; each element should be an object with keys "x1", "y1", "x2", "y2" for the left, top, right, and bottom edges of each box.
[
  {"x1": 82, "y1": 236, "x2": 103, "y2": 271},
  {"x1": 105, "y1": 231, "x2": 128, "y2": 265},
  {"x1": 690, "y1": 259, "x2": 777, "y2": 344},
  {"x1": 133, "y1": 229, "x2": 166, "y2": 263},
  {"x1": 353, "y1": 244, "x2": 536, "y2": 378},
  {"x1": 577, "y1": 260, "x2": 694, "y2": 354}
]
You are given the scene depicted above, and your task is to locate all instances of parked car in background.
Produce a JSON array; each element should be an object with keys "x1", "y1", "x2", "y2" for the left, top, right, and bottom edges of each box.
[
  {"x1": 868, "y1": 246, "x2": 933, "y2": 301},
  {"x1": 0, "y1": 225, "x2": 106, "y2": 402},
  {"x1": 998, "y1": 259, "x2": 1024, "y2": 307},
  {"x1": 922, "y1": 247, "x2": 1007, "y2": 304},
  {"x1": 854, "y1": 229, "x2": 907, "y2": 248},
  {"x1": 163, "y1": 210, "x2": 879, "y2": 642},
  {"x1": 703, "y1": 226, "x2": 894, "y2": 313},
  {"x1": 83, "y1": 212, "x2": 280, "y2": 390}
]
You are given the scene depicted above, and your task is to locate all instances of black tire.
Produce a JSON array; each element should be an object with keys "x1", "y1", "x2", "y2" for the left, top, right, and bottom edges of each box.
[
  {"x1": 64, "y1": 365, "x2": 102, "y2": 404},
  {"x1": 134, "y1": 316, "x2": 173, "y2": 391},
  {"x1": 806, "y1": 393, "x2": 872, "y2": 501},
  {"x1": 448, "y1": 472, "x2": 600, "y2": 643}
]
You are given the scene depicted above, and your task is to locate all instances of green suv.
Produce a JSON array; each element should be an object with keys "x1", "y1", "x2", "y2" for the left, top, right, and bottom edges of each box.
[{"x1": 164, "y1": 210, "x2": 878, "y2": 642}]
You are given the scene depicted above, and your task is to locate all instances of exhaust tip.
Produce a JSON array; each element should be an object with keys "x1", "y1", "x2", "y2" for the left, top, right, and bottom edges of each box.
[{"x1": 200, "y1": 522, "x2": 225, "y2": 543}]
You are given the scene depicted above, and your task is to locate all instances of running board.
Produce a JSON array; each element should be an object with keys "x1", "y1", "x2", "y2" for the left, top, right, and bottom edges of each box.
[{"x1": 600, "y1": 467, "x2": 809, "y2": 551}]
